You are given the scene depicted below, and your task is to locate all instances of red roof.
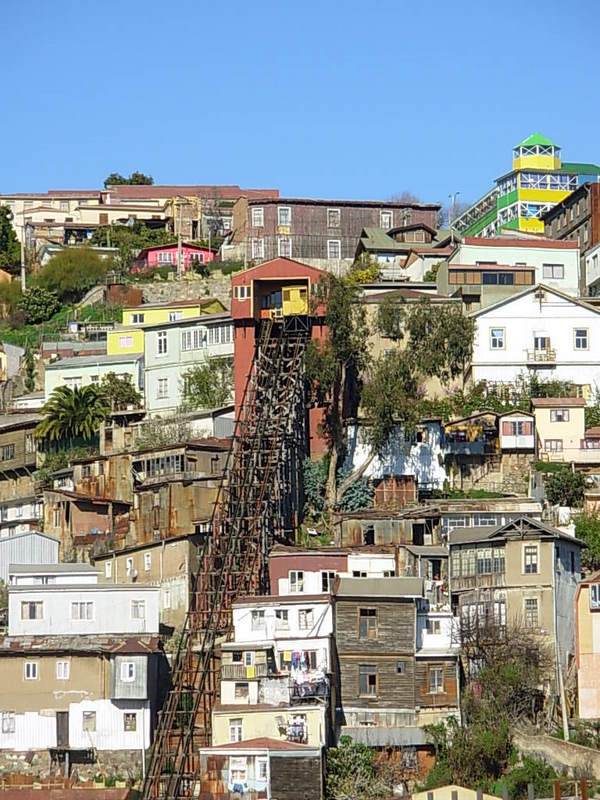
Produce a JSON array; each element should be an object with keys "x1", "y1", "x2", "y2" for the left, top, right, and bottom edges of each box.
[
  {"x1": 585, "y1": 427, "x2": 600, "y2": 437},
  {"x1": 201, "y1": 737, "x2": 316, "y2": 752},
  {"x1": 531, "y1": 397, "x2": 586, "y2": 408},
  {"x1": 449, "y1": 263, "x2": 534, "y2": 271},
  {"x1": 464, "y1": 237, "x2": 578, "y2": 250}
]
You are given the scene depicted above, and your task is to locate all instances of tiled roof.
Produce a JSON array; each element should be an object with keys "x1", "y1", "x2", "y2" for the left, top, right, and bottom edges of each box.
[
  {"x1": 201, "y1": 737, "x2": 317, "y2": 752},
  {"x1": 585, "y1": 427, "x2": 600, "y2": 437},
  {"x1": 0, "y1": 635, "x2": 161, "y2": 654},
  {"x1": 531, "y1": 397, "x2": 586, "y2": 408}
]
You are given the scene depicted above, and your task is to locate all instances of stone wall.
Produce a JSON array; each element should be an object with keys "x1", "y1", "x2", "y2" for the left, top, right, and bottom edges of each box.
[
  {"x1": 140, "y1": 272, "x2": 232, "y2": 311},
  {"x1": 514, "y1": 729, "x2": 600, "y2": 778},
  {"x1": 0, "y1": 749, "x2": 144, "y2": 785}
]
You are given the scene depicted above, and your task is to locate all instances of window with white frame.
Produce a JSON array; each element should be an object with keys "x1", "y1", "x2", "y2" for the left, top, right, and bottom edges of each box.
[
  {"x1": 156, "y1": 331, "x2": 168, "y2": 356},
  {"x1": 327, "y1": 240, "x2": 341, "y2": 259},
  {"x1": 229, "y1": 718, "x2": 243, "y2": 743},
  {"x1": 82, "y1": 711, "x2": 96, "y2": 732},
  {"x1": 542, "y1": 263, "x2": 564, "y2": 279},
  {"x1": 24, "y1": 661, "x2": 38, "y2": 680},
  {"x1": 380, "y1": 210, "x2": 393, "y2": 229},
  {"x1": 1, "y1": 711, "x2": 15, "y2": 733},
  {"x1": 298, "y1": 608, "x2": 314, "y2": 629},
  {"x1": 523, "y1": 545, "x2": 538, "y2": 574},
  {"x1": 157, "y1": 378, "x2": 169, "y2": 399},
  {"x1": 550, "y1": 409, "x2": 569, "y2": 422},
  {"x1": 244, "y1": 650, "x2": 254, "y2": 666},
  {"x1": 251, "y1": 609, "x2": 265, "y2": 630},
  {"x1": 278, "y1": 206, "x2": 291, "y2": 226},
  {"x1": 574, "y1": 328, "x2": 589, "y2": 350},
  {"x1": 327, "y1": 208, "x2": 341, "y2": 227},
  {"x1": 257, "y1": 757, "x2": 268, "y2": 781},
  {"x1": 251, "y1": 207, "x2": 264, "y2": 227},
  {"x1": 544, "y1": 439, "x2": 563, "y2": 452},
  {"x1": 278, "y1": 236, "x2": 292, "y2": 257},
  {"x1": 251, "y1": 238, "x2": 264, "y2": 259},
  {"x1": 181, "y1": 329, "x2": 203, "y2": 351},
  {"x1": 289, "y1": 570, "x2": 304, "y2": 592},
  {"x1": 321, "y1": 571, "x2": 336, "y2": 592},
  {"x1": 590, "y1": 584, "x2": 600, "y2": 609},
  {"x1": 131, "y1": 600, "x2": 146, "y2": 619},
  {"x1": 163, "y1": 589, "x2": 171, "y2": 609},
  {"x1": 56, "y1": 660, "x2": 70, "y2": 680},
  {"x1": 490, "y1": 328, "x2": 505, "y2": 349},
  {"x1": 144, "y1": 552, "x2": 152, "y2": 571},
  {"x1": 275, "y1": 609, "x2": 289, "y2": 629},
  {"x1": 119, "y1": 336, "x2": 133, "y2": 348},
  {"x1": 105, "y1": 561, "x2": 112, "y2": 579},
  {"x1": 124, "y1": 712, "x2": 137, "y2": 731},
  {"x1": 524, "y1": 598, "x2": 539, "y2": 627},
  {"x1": 132, "y1": 313, "x2": 145, "y2": 324},
  {"x1": 157, "y1": 251, "x2": 173, "y2": 264},
  {"x1": 21, "y1": 601, "x2": 43, "y2": 620},
  {"x1": 168, "y1": 311, "x2": 183, "y2": 322},
  {"x1": 428, "y1": 665, "x2": 444, "y2": 693},
  {"x1": 126, "y1": 557, "x2": 134, "y2": 576},
  {"x1": 229, "y1": 756, "x2": 247, "y2": 783},
  {"x1": 71, "y1": 602, "x2": 93, "y2": 620},
  {"x1": 121, "y1": 661, "x2": 136, "y2": 682}
]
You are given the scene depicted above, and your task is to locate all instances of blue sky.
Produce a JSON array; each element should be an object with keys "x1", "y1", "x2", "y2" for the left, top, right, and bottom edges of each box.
[{"x1": 2, "y1": 0, "x2": 599, "y2": 206}]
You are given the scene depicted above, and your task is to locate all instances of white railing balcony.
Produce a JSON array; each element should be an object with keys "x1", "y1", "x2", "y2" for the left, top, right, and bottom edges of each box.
[{"x1": 526, "y1": 349, "x2": 556, "y2": 363}]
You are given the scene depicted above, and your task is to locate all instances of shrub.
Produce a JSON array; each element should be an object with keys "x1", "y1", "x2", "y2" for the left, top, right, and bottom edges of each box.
[
  {"x1": 17, "y1": 287, "x2": 61, "y2": 324},
  {"x1": 34, "y1": 247, "x2": 113, "y2": 304}
]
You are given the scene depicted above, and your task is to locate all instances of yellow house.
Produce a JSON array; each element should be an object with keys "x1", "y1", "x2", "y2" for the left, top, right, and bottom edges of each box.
[
  {"x1": 106, "y1": 327, "x2": 145, "y2": 356},
  {"x1": 121, "y1": 297, "x2": 226, "y2": 327},
  {"x1": 575, "y1": 573, "x2": 600, "y2": 719},
  {"x1": 531, "y1": 397, "x2": 586, "y2": 462},
  {"x1": 211, "y1": 705, "x2": 326, "y2": 749},
  {"x1": 413, "y1": 785, "x2": 501, "y2": 800}
]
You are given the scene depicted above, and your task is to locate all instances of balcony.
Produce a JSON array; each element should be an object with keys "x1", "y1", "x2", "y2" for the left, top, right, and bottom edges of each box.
[
  {"x1": 444, "y1": 439, "x2": 485, "y2": 456},
  {"x1": 526, "y1": 348, "x2": 556, "y2": 364},
  {"x1": 538, "y1": 448, "x2": 600, "y2": 465},
  {"x1": 221, "y1": 662, "x2": 270, "y2": 681},
  {"x1": 290, "y1": 675, "x2": 329, "y2": 703}
]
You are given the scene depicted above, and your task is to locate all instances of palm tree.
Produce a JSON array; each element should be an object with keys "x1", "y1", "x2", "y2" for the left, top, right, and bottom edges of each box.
[{"x1": 35, "y1": 385, "x2": 109, "y2": 445}]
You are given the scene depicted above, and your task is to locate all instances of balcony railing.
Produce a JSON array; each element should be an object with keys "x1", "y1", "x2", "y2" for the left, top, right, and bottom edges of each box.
[
  {"x1": 526, "y1": 348, "x2": 556, "y2": 363},
  {"x1": 221, "y1": 662, "x2": 270, "y2": 680},
  {"x1": 444, "y1": 439, "x2": 485, "y2": 455},
  {"x1": 539, "y1": 448, "x2": 600, "y2": 465}
]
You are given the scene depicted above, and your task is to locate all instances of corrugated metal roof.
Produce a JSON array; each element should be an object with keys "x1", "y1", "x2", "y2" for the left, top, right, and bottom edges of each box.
[
  {"x1": 341, "y1": 726, "x2": 428, "y2": 746},
  {"x1": 46, "y1": 353, "x2": 142, "y2": 369},
  {"x1": 9, "y1": 563, "x2": 99, "y2": 574},
  {"x1": 0, "y1": 634, "x2": 160, "y2": 654}
]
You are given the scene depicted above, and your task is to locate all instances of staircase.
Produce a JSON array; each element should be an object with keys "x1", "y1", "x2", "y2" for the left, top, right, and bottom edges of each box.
[{"x1": 142, "y1": 316, "x2": 310, "y2": 800}]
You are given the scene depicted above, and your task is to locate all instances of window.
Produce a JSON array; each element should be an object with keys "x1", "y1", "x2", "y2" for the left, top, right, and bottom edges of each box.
[
  {"x1": 155, "y1": 330, "x2": 169, "y2": 358},
  {"x1": 251, "y1": 207, "x2": 264, "y2": 227},
  {"x1": 2, "y1": 712, "x2": 15, "y2": 733},
  {"x1": 543, "y1": 438, "x2": 563, "y2": 452},
  {"x1": 298, "y1": 608, "x2": 314, "y2": 629},
  {"x1": 482, "y1": 272, "x2": 515, "y2": 285},
  {"x1": 426, "y1": 619, "x2": 441, "y2": 634},
  {"x1": 358, "y1": 608, "x2": 378, "y2": 639},
  {"x1": 490, "y1": 328, "x2": 505, "y2": 349},
  {"x1": 244, "y1": 651, "x2": 254, "y2": 667},
  {"x1": 121, "y1": 661, "x2": 136, "y2": 682},
  {"x1": 327, "y1": 208, "x2": 340, "y2": 227},
  {"x1": 82, "y1": 464, "x2": 91, "y2": 478},
  {"x1": 163, "y1": 589, "x2": 171, "y2": 609},
  {"x1": 327, "y1": 240, "x2": 341, "y2": 260},
  {"x1": 229, "y1": 717, "x2": 243, "y2": 743},
  {"x1": 524, "y1": 545, "x2": 538, "y2": 574},
  {"x1": 380, "y1": 210, "x2": 392, "y2": 229},
  {"x1": 157, "y1": 378, "x2": 169, "y2": 399},
  {"x1": 132, "y1": 313, "x2": 145, "y2": 324},
  {"x1": 56, "y1": 660, "x2": 70, "y2": 680},
  {"x1": 25, "y1": 434, "x2": 34, "y2": 454},
  {"x1": 82, "y1": 711, "x2": 96, "y2": 732},
  {"x1": 257, "y1": 757, "x2": 268, "y2": 781},
  {"x1": 230, "y1": 756, "x2": 247, "y2": 783},
  {"x1": 251, "y1": 610, "x2": 265, "y2": 630},
  {"x1": 53, "y1": 508, "x2": 61, "y2": 528},
  {"x1": 524, "y1": 598, "x2": 539, "y2": 627},
  {"x1": 277, "y1": 236, "x2": 292, "y2": 257},
  {"x1": 144, "y1": 552, "x2": 152, "y2": 571},
  {"x1": 131, "y1": 600, "x2": 146, "y2": 619},
  {"x1": 550, "y1": 409, "x2": 569, "y2": 422},
  {"x1": 124, "y1": 713, "x2": 137, "y2": 732},
  {"x1": 105, "y1": 561, "x2": 112, "y2": 579},
  {"x1": 21, "y1": 601, "x2": 43, "y2": 620},
  {"x1": 575, "y1": 328, "x2": 589, "y2": 350},
  {"x1": 157, "y1": 251, "x2": 173, "y2": 264},
  {"x1": 118, "y1": 335, "x2": 134, "y2": 349},
  {"x1": 71, "y1": 601, "x2": 93, "y2": 620},
  {"x1": 251, "y1": 238, "x2": 264, "y2": 259},
  {"x1": 275, "y1": 609, "x2": 289, "y2": 629},
  {"x1": 396, "y1": 661, "x2": 406, "y2": 674},
  {"x1": 543, "y1": 264, "x2": 564, "y2": 279},
  {"x1": 590, "y1": 584, "x2": 600, "y2": 609},
  {"x1": 168, "y1": 311, "x2": 183, "y2": 322},
  {"x1": 126, "y1": 557, "x2": 134, "y2": 576},
  {"x1": 232, "y1": 651, "x2": 242, "y2": 663},
  {"x1": 278, "y1": 206, "x2": 291, "y2": 226},
  {"x1": 359, "y1": 664, "x2": 377, "y2": 696},
  {"x1": 289, "y1": 570, "x2": 304, "y2": 593},
  {"x1": 321, "y1": 571, "x2": 336, "y2": 592},
  {"x1": 24, "y1": 661, "x2": 38, "y2": 680},
  {"x1": 234, "y1": 682, "x2": 249, "y2": 700},
  {"x1": 428, "y1": 665, "x2": 444, "y2": 693},
  {"x1": 352, "y1": 570, "x2": 367, "y2": 578},
  {"x1": 477, "y1": 547, "x2": 493, "y2": 575},
  {"x1": 0, "y1": 444, "x2": 15, "y2": 461}
]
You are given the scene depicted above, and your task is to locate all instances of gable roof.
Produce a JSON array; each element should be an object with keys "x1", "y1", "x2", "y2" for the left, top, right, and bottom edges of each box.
[
  {"x1": 531, "y1": 397, "x2": 586, "y2": 408},
  {"x1": 449, "y1": 515, "x2": 584, "y2": 546},
  {"x1": 469, "y1": 283, "x2": 600, "y2": 319}
]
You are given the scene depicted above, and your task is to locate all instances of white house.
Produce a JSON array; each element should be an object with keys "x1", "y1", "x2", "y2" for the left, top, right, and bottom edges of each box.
[
  {"x1": 0, "y1": 533, "x2": 59, "y2": 585},
  {"x1": 44, "y1": 353, "x2": 144, "y2": 401},
  {"x1": 143, "y1": 313, "x2": 234, "y2": 416},
  {"x1": 0, "y1": 496, "x2": 43, "y2": 539},
  {"x1": 468, "y1": 284, "x2": 600, "y2": 401},
  {"x1": 8, "y1": 564, "x2": 159, "y2": 636},
  {"x1": 498, "y1": 410, "x2": 535, "y2": 451},
  {"x1": 585, "y1": 241, "x2": 600, "y2": 295},
  {"x1": 450, "y1": 237, "x2": 580, "y2": 296}
]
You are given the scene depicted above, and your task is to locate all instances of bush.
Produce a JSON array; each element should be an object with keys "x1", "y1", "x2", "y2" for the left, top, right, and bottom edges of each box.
[
  {"x1": 497, "y1": 757, "x2": 556, "y2": 800},
  {"x1": 219, "y1": 261, "x2": 244, "y2": 276},
  {"x1": 544, "y1": 468, "x2": 586, "y2": 507},
  {"x1": 34, "y1": 247, "x2": 113, "y2": 304},
  {"x1": 17, "y1": 287, "x2": 61, "y2": 324}
]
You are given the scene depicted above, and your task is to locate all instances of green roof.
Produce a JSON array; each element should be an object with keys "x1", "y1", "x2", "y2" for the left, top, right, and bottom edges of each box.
[
  {"x1": 360, "y1": 227, "x2": 408, "y2": 252},
  {"x1": 515, "y1": 132, "x2": 559, "y2": 149},
  {"x1": 561, "y1": 161, "x2": 600, "y2": 176}
]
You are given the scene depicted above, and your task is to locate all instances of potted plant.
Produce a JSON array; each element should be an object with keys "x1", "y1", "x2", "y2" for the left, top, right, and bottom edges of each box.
[
  {"x1": 93, "y1": 773, "x2": 105, "y2": 788},
  {"x1": 115, "y1": 775, "x2": 127, "y2": 788}
]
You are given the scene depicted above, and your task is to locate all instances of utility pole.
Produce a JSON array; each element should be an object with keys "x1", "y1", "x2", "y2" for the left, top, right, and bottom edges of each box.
[
  {"x1": 448, "y1": 191, "x2": 460, "y2": 247},
  {"x1": 177, "y1": 199, "x2": 183, "y2": 279},
  {"x1": 20, "y1": 218, "x2": 26, "y2": 293}
]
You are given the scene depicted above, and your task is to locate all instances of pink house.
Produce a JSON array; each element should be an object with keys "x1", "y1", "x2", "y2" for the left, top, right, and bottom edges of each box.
[{"x1": 131, "y1": 242, "x2": 216, "y2": 274}]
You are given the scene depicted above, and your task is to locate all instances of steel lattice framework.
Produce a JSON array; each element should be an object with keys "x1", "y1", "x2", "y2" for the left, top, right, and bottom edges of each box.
[{"x1": 142, "y1": 316, "x2": 310, "y2": 800}]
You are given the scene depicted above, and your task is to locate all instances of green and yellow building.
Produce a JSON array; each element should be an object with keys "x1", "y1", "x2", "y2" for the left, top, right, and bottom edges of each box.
[{"x1": 454, "y1": 133, "x2": 600, "y2": 237}]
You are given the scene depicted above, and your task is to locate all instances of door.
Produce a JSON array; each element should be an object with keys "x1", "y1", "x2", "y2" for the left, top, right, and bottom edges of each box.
[{"x1": 56, "y1": 711, "x2": 69, "y2": 748}]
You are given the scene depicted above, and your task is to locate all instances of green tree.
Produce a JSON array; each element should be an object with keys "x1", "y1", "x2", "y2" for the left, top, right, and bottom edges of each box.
[
  {"x1": 17, "y1": 287, "x2": 61, "y2": 324},
  {"x1": 98, "y1": 372, "x2": 142, "y2": 411},
  {"x1": 34, "y1": 248, "x2": 112, "y2": 304},
  {"x1": 103, "y1": 171, "x2": 153, "y2": 187},
  {"x1": 544, "y1": 467, "x2": 586, "y2": 507},
  {"x1": 181, "y1": 357, "x2": 233, "y2": 410},
  {"x1": 91, "y1": 220, "x2": 171, "y2": 269},
  {"x1": 0, "y1": 206, "x2": 20, "y2": 271},
  {"x1": 423, "y1": 262, "x2": 441, "y2": 282},
  {"x1": 326, "y1": 736, "x2": 385, "y2": 800},
  {"x1": 35, "y1": 385, "x2": 108, "y2": 445},
  {"x1": 574, "y1": 513, "x2": 600, "y2": 572},
  {"x1": 24, "y1": 342, "x2": 36, "y2": 392},
  {"x1": 499, "y1": 757, "x2": 556, "y2": 800}
]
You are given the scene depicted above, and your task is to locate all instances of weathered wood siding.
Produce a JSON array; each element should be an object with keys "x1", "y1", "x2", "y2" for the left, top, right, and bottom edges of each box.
[
  {"x1": 338, "y1": 656, "x2": 416, "y2": 709},
  {"x1": 414, "y1": 659, "x2": 458, "y2": 707},
  {"x1": 335, "y1": 599, "x2": 415, "y2": 654}
]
